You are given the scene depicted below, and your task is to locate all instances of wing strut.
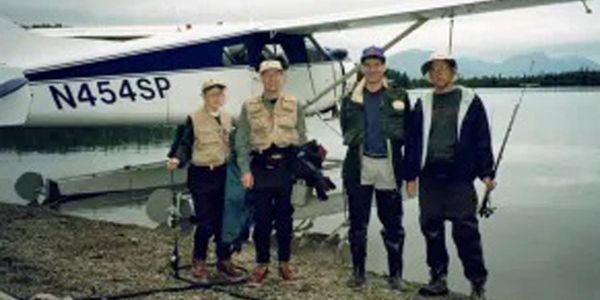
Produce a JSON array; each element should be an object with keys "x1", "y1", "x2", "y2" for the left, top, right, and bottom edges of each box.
[
  {"x1": 581, "y1": 0, "x2": 593, "y2": 13},
  {"x1": 302, "y1": 18, "x2": 428, "y2": 112},
  {"x1": 448, "y1": 16, "x2": 455, "y2": 55}
]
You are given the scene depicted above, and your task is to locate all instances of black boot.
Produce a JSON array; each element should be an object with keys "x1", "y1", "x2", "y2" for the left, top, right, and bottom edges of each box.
[
  {"x1": 382, "y1": 230, "x2": 404, "y2": 291},
  {"x1": 418, "y1": 274, "x2": 449, "y2": 297},
  {"x1": 347, "y1": 228, "x2": 367, "y2": 288},
  {"x1": 346, "y1": 263, "x2": 366, "y2": 288},
  {"x1": 470, "y1": 281, "x2": 486, "y2": 300}
]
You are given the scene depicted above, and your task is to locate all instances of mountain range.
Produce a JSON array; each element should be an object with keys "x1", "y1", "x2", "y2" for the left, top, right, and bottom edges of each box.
[{"x1": 386, "y1": 49, "x2": 600, "y2": 79}]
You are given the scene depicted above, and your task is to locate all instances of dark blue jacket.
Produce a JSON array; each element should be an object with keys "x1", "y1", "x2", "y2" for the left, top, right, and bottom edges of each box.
[{"x1": 405, "y1": 86, "x2": 495, "y2": 182}]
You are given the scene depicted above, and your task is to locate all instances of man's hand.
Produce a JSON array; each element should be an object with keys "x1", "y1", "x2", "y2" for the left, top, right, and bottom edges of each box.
[
  {"x1": 406, "y1": 180, "x2": 417, "y2": 199},
  {"x1": 166, "y1": 158, "x2": 180, "y2": 171},
  {"x1": 482, "y1": 177, "x2": 497, "y2": 192},
  {"x1": 241, "y1": 172, "x2": 254, "y2": 190}
]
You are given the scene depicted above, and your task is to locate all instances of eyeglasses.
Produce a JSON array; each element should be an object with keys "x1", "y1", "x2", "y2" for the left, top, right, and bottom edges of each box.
[{"x1": 430, "y1": 65, "x2": 452, "y2": 73}]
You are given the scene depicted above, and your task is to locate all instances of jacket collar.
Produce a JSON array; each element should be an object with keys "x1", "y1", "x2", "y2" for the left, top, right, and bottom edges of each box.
[{"x1": 350, "y1": 77, "x2": 389, "y2": 104}]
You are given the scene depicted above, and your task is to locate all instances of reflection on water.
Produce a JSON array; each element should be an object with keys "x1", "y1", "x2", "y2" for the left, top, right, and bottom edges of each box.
[{"x1": 0, "y1": 126, "x2": 176, "y2": 153}]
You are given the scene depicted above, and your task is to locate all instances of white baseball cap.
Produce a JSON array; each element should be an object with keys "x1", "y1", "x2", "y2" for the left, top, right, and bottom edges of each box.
[{"x1": 258, "y1": 59, "x2": 284, "y2": 73}]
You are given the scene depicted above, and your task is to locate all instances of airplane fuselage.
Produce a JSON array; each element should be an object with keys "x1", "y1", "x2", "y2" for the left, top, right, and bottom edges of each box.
[{"x1": 2, "y1": 30, "x2": 354, "y2": 126}]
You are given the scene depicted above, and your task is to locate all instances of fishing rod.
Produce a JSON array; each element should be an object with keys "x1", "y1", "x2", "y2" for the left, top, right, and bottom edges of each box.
[{"x1": 479, "y1": 60, "x2": 536, "y2": 218}]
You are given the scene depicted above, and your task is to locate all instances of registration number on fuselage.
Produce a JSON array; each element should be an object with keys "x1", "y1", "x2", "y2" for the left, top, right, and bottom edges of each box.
[{"x1": 48, "y1": 77, "x2": 171, "y2": 110}]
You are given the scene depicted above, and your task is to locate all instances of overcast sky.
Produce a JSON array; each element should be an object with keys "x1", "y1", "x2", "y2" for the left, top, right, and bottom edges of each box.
[{"x1": 1, "y1": 0, "x2": 599, "y2": 62}]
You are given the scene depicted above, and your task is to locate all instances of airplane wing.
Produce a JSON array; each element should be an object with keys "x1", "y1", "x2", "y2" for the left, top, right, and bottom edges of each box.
[
  {"x1": 1, "y1": 0, "x2": 583, "y2": 70},
  {"x1": 29, "y1": 24, "x2": 195, "y2": 41},
  {"x1": 263, "y1": 0, "x2": 582, "y2": 34}
]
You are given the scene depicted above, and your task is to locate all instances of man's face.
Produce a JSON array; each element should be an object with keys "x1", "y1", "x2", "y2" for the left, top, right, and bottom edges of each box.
[
  {"x1": 203, "y1": 87, "x2": 225, "y2": 111},
  {"x1": 361, "y1": 57, "x2": 386, "y2": 84},
  {"x1": 429, "y1": 60, "x2": 456, "y2": 89},
  {"x1": 260, "y1": 69, "x2": 284, "y2": 94}
]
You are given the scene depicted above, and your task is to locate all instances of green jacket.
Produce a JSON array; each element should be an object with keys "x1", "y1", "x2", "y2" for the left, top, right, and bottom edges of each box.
[{"x1": 340, "y1": 80, "x2": 412, "y2": 188}]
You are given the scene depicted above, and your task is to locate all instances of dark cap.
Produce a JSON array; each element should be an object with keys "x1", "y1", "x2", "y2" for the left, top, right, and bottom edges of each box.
[{"x1": 361, "y1": 46, "x2": 386, "y2": 63}]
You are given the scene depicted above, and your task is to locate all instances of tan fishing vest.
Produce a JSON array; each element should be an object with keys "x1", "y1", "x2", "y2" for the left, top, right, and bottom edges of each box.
[
  {"x1": 245, "y1": 95, "x2": 300, "y2": 152},
  {"x1": 190, "y1": 108, "x2": 232, "y2": 168}
]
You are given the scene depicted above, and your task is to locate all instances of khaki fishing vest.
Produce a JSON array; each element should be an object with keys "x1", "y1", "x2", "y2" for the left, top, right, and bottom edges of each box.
[
  {"x1": 190, "y1": 109, "x2": 232, "y2": 168},
  {"x1": 246, "y1": 95, "x2": 300, "y2": 152}
]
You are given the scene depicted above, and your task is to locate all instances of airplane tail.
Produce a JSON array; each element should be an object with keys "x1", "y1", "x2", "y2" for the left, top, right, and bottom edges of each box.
[
  {"x1": 0, "y1": 66, "x2": 31, "y2": 127},
  {"x1": 0, "y1": 15, "x2": 111, "y2": 71},
  {"x1": 0, "y1": 16, "x2": 112, "y2": 127},
  {"x1": 0, "y1": 17, "x2": 42, "y2": 126},
  {"x1": 0, "y1": 15, "x2": 45, "y2": 68}
]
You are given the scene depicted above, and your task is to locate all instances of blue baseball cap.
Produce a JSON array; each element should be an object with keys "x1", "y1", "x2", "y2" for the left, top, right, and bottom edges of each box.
[{"x1": 361, "y1": 46, "x2": 386, "y2": 63}]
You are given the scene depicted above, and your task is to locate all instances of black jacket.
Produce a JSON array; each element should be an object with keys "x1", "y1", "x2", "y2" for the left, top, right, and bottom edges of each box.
[
  {"x1": 167, "y1": 116, "x2": 194, "y2": 168},
  {"x1": 406, "y1": 87, "x2": 495, "y2": 182}
]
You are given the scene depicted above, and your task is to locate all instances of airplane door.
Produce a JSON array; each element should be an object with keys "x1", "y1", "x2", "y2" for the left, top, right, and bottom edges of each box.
[{"x1": 304, "y1": 36, "x2": 339, "y2": 112}]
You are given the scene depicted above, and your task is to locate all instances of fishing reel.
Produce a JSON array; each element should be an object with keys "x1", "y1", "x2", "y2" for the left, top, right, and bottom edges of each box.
[
  {"x1": 145, "y1": 188, "x2": 194, "y2": 277},
  {"x1": 478, "y1": 189, "x2": 497, "y2": 219},
  {"x1": 146, "y1": 188, "x2": 194, "y2": 233},
  {"x1": 478, "y1": 202, "x2": 497, "y2": 218}
]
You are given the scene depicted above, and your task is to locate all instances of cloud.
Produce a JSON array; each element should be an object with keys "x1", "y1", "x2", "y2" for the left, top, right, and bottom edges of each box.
[
  {"x1": 315, "y1": 1, "x2": 600, "y2": 63},
  {"x1": 1, "y1": 0, "x2": 599, "y2": 62}
]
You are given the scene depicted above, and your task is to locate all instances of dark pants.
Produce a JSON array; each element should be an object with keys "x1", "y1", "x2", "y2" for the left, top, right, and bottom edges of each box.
[
  {"x1": 188, "y1": 164, "x2": 230, "y2": 262},
  {"x1": 418, "y1": 171, "x2": 488, "y2": 284},
  {"x1": 249, "y1": 158, "x2": 295, "y2": 264},
  {"x1": 346, "y1": 183, "x2": 405, "y2": 278}
]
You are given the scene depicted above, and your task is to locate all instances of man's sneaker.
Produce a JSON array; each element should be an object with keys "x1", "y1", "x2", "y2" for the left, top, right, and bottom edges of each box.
[
  {"x1": 418, "y1": 275, "x2": 449, "y2": 297},
  {"x1": 470, "y1": 282, "x2": 487, "y2": 300},
  {"x1": 279, "y1": 263, "x2": 296, "y2": 282},
  {"x1": 191, "y1": 260, "x2": 209, "y2": 284},
  {"x1": 246, "y1": 265, "x2": 269, "y2": 288},
  {"x1": 217, "y1": 260, "x2": 246, "y2": 283}
]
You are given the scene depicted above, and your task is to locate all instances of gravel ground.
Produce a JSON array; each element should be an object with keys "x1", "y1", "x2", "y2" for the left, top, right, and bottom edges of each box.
[{"x1": 0, "y1": 202, "x2": 469, "y2": 300}]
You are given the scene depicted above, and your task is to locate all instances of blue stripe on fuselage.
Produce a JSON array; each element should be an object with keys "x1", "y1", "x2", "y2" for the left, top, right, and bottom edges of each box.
[
  {"x1": 26, "y1": 34, "x2": 250, "y2": 82},
  {"x1": 25, "y1": 32, "x2": 328, "y2": 82}
]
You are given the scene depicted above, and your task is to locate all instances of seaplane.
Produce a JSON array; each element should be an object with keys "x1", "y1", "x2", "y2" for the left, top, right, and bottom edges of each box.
[{"x1": 2, "y1": 0, "x2": 593, "y2": 234}]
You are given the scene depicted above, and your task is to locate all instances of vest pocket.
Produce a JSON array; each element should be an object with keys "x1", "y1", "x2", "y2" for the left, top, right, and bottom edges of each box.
[
  {"x1": 194, "y1": 131, "x2": 226, "y2": 165},
  {"x1": 276, "y1": 100, "x2": 297, "y2": 128},
  {"x1": 275, "y1": 115, "x2": 296, "y2": 128},
  {"x1": 197, "y1": 131, "x2": 222, "y2": 144}
]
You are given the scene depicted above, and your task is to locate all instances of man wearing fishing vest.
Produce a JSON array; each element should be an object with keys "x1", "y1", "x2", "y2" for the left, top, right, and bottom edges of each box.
[
  {"x1": 235, "y1": 58, "x2": 307, "y2": 287},
  {"x1": 167, "y1": 79, "x2": 244, "y2": 284},
  {"x1": 407, "y1": 53, "x2": 496, "y2": 300},
  {"x1": 340, "y1": 46, "x2": 413, "y2": 290}
]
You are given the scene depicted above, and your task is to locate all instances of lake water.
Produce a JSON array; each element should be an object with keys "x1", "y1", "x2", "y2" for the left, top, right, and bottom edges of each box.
[{"x1": 1, "y1": 87, "x2": 599, "y2": 300}]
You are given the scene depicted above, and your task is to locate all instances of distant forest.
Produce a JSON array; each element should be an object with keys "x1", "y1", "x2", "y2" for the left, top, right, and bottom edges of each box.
[
  {"x1": 0, "y1": 126, "x2": 175, "y2": 153},
  {"x1": 387, "y1": 69, "x2": 600, "y2": 88}
]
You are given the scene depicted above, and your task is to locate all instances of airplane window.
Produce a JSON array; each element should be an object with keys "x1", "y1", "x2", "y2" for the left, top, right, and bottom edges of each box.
[
  {"x1": 261, "y1": 44, "x2": 289, "y2": 63},
  {"x1": 222, "y1": 44, "x2": 249, "y2": 66},
  {"x1": 304, "y1": 37, "x2": 328, "y2": 63}
]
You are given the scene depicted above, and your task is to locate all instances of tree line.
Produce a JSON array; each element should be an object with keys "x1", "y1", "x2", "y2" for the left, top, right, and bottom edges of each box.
[{"x1": 387, "y1": 69, "x2": 600, "y2": 88}]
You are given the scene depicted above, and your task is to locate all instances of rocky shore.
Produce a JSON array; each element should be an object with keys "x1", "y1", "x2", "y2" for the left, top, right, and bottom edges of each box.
[{"x1": 0, "y1": 202, "x2": 469, "y2": 300}]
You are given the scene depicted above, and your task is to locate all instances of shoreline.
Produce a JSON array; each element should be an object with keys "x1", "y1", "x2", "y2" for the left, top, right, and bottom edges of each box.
[{"x1": 0, "y1": 202, "x2": 468, "y2": 300}]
